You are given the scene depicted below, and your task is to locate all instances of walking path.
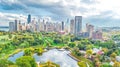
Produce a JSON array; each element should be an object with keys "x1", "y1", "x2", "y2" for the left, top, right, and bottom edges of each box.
[{"x1": 67, "y1": 53, "x2": 80, "y2": 62}]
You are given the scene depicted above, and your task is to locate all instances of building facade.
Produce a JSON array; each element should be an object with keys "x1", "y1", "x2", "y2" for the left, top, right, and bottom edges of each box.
[
  {"x1": 61, "y1": 21, "x2": 64, "y2": 31},
  {"x1": 86, "y1": 23, "x2": 94, "y2": 38},
  {"x1": 70, "y1": 19, "x2": 74, "y2": 34},
  {"x1": 74, "y1": 16, "x2": 82, "y2": 36},
  {"x1": 9, "y1": 22, "x2": 15, "y2": 32},
  {"x1": 27, "y1": 14, "x2": 31, "y2": 24}
]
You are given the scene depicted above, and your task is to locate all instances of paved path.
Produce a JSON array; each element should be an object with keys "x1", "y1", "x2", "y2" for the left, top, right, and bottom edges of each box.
[{"x1": 67, "y1": 53, "x2": 80, "y2": 62}]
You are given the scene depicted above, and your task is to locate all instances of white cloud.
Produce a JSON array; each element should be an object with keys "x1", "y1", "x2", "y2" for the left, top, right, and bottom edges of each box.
[
  {"x1": 0, "y1": 12, "x2": 27, "y2": 26},
  {"x1": 1, "y1": 0, "x2": 120, "y2": 26}
]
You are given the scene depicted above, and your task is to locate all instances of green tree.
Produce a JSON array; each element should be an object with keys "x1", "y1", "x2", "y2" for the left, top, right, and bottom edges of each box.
[
  {"x1": 8, "y1": 34, "x2": 12, "y2": 39},
  {"x1": 20, "y1": 41, "x2": 29, "y2": 48},
  {"x1": 86, "y1": 45, "x2": 93, "y2": 50},
  {"x1": 100, "y1": 63, "x2": 112, "y2": 67},
  {"x1": 77, "y1": 43, "x2": 85, "y2": 50},
  {"x1": 0, "y1": 59, "x2": 15, "y2": 67},
  {"x1": 68, "y1": 42, "x2": 76, "y2": 48},
  {"x1": 78, "y1": 61, "x2": 87, "y2": 67},
  {"x1": 35, "y1": 48, "x2": 44, "y2": 55},
  {"x1": 72, "y1": 47, "x2": 82, "y2": 56},
  {"x1": 24, "y1": 48, "x2": 34, "y2": 56},
  {"x1": 113, "y1": 62, "x2": 120, "y2": 67},
  {"x1": 110, "y1": 53, "x2": 117, "y2": 58},
  {"x1": 53, "y1": 38, "x2": 62, "y2": 44},
  {"x1": 86, "y1": 49, "x2": 93, "y2": 55},
  {"x1": 16, "y1": 56, "x2": 36, "y2": 67}
]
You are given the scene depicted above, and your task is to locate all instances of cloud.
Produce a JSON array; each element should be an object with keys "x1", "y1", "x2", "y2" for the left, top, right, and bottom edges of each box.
[
  {"x1": 0, "y1": 0, "x2": 120, "y2": 26},
  {"x1": 83, "y1": 11, "x2": 120, "y2": 27},
  {"x1": 0, "y1": 0, "x2": 27, "y2": 10},
  {"x1": 0, "y1": 12, "x2": 27, "y2": 26},
  {"x1": 80, "y1": 0, "x2": 98, "y2": 4}
]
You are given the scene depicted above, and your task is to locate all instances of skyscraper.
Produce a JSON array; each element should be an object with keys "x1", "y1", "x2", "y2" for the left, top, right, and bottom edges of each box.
[
  {"x1": 70, "y1": 19, "x2": 74, "y2": 34},
  {"x1": 15, "y1": 19, "x2": 18, "y2": 31},
  {"x1": 92, "y1": 30, "x2": 103, "y2": 40},
  {"x1": 74, "y1": 16, "x2": 82, "y2": 36},
  {"x1": 18, "y1": 20, "x2": 22, "y2": 31},
  {"x1": 86, "y1": 23, "x2": 94, "y2": 38},
  {"x1": 27, "y1": 14, "x2": 31, "y2": 24},
  {"x1": 9, "y1": 22, "x2": 15, "y2": 32},
  {"x1": 61, "y1": 21, "x2": 64, "y2": 31}
]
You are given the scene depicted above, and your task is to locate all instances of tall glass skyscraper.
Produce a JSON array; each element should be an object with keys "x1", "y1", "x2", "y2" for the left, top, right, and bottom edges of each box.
[
  {"x1": 74, "y1": 16, "x2": 82, "y2": 36},
  {"x1": 9, "y1": 22, "x2": 15, "y2": 32},
  {"x1": 27, "y1": 14, "x2": 31, "y2": 24},
  {"x1": 62, "y1": 21, "x2": 64, "y2": 31},
  {"x1": 15, "y1": 19, "x2": 18, "y2": 31}
]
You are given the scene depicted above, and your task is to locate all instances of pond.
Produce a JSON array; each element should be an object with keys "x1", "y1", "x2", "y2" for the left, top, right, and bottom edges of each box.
[{"x1": 8, "y1": 49, "x2": 79, "y2": 67}]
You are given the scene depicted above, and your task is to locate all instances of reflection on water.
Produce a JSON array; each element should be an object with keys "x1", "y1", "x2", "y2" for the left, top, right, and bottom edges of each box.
[{"x1": 8, "y1": 49, "x2": 79, "y2": 67}]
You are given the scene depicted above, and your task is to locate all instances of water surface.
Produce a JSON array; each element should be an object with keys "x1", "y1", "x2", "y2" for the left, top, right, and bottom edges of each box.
[{"x1": 8, "y1": 49, "x2": 79, "y2": 67}]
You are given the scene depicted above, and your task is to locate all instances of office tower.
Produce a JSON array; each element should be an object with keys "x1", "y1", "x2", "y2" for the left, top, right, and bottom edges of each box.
[
  {"x1": 86, "y1": 23, "x2": 94, "y2": 38},
  {"x1": 21, "y1": 22, "x2": 27, "y2": 31},
  {"x1": 18, "y1": 21, "x2": 22, "y2": 31},
  {"x1": 54, "y1": 22, "x2": 61, "y2": 32},
  {"x1": 29, "y1": 18, "x2": 37, "y2": 32},
  {"x1": 64, "y1": 19, "x2": 70, "y2": 33},
  {"x1": 36, "y1": 19, "x2": 40, "y2": 32},
  {"x1": 92, "y1": 30, "x2": 103, "y2": 40},
  {"x1": 44, "y1": 24, "x2": 47, "y2": 32},
  {"x1": 46, "y1": 22, "x2": 54, "y2": 32},
  {"x1": 9, "y1": 22, "x2": 15, "y2": 32},
  {"x1": 27, "y1": 14, "x2": 31, "y2": 24},
  {"x1": 58, "y1": 23, "x2": 62, "y2": 32},
  {"x1": 62, "y1": 21, "x2": 64, "y2": 31},
  {"x1": 40, "y1": 20, "x2": 44, "y2": 31},
  {"x1": 70, "y1": 19, "x2": 74, "y2": 34},
  {"x1": 74, "y1": 16, "x2": 82, "y2": 36},
  {"x1": 14, "y1": 19, "x2": 18, "y2": 31},
  {"x1": 36, "y1": 22, "x2": 40, "y2": 32}
]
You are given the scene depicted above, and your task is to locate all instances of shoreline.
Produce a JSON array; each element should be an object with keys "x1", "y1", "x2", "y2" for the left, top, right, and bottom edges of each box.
[{"x1": 67, "y1": 53, "x2": 80, "y2": 62}]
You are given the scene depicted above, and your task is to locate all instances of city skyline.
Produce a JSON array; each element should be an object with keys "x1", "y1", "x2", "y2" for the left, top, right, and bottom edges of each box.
[{"x1": 0, "y1": 0, "x2": 120, "y2": 27}]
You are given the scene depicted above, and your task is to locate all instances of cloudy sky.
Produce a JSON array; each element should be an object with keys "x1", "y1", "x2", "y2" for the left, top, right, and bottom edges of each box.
[{"x1": 0, "y1": 0, "x2": 120, "y2": 27}]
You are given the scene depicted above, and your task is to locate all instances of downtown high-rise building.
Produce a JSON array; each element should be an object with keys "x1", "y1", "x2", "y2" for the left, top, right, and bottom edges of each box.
[
  {"x1": 40, "y1": 20, "x2": 45, "y2": 31},
  {"x1": 15, "y1": 19, "x2": 18, "y2": 31},
  {"x1": 74, "y1": 16, "x2": 82, "y2": 36},
  {"x1": 61, "y1": 21, "x2": 64, "y2": 31},
  {"x1": 9, "y1": 22, "x2": 15, "y2": 32},
  {"x1": 70, "y1": 19, "x2": 74, "y2": 34},
  {"x1": 9, "y1": 19, "x2": 20, "y2": 32},
  {"x1": 27, "y1": 14, "x2": 31, "y2": 24},
  {"x1": 86, "y1": 23, "x2": 94, "y2": 38},
  {"x1": 18, "y1": 20, "x2": 22, "y2": 31}
]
